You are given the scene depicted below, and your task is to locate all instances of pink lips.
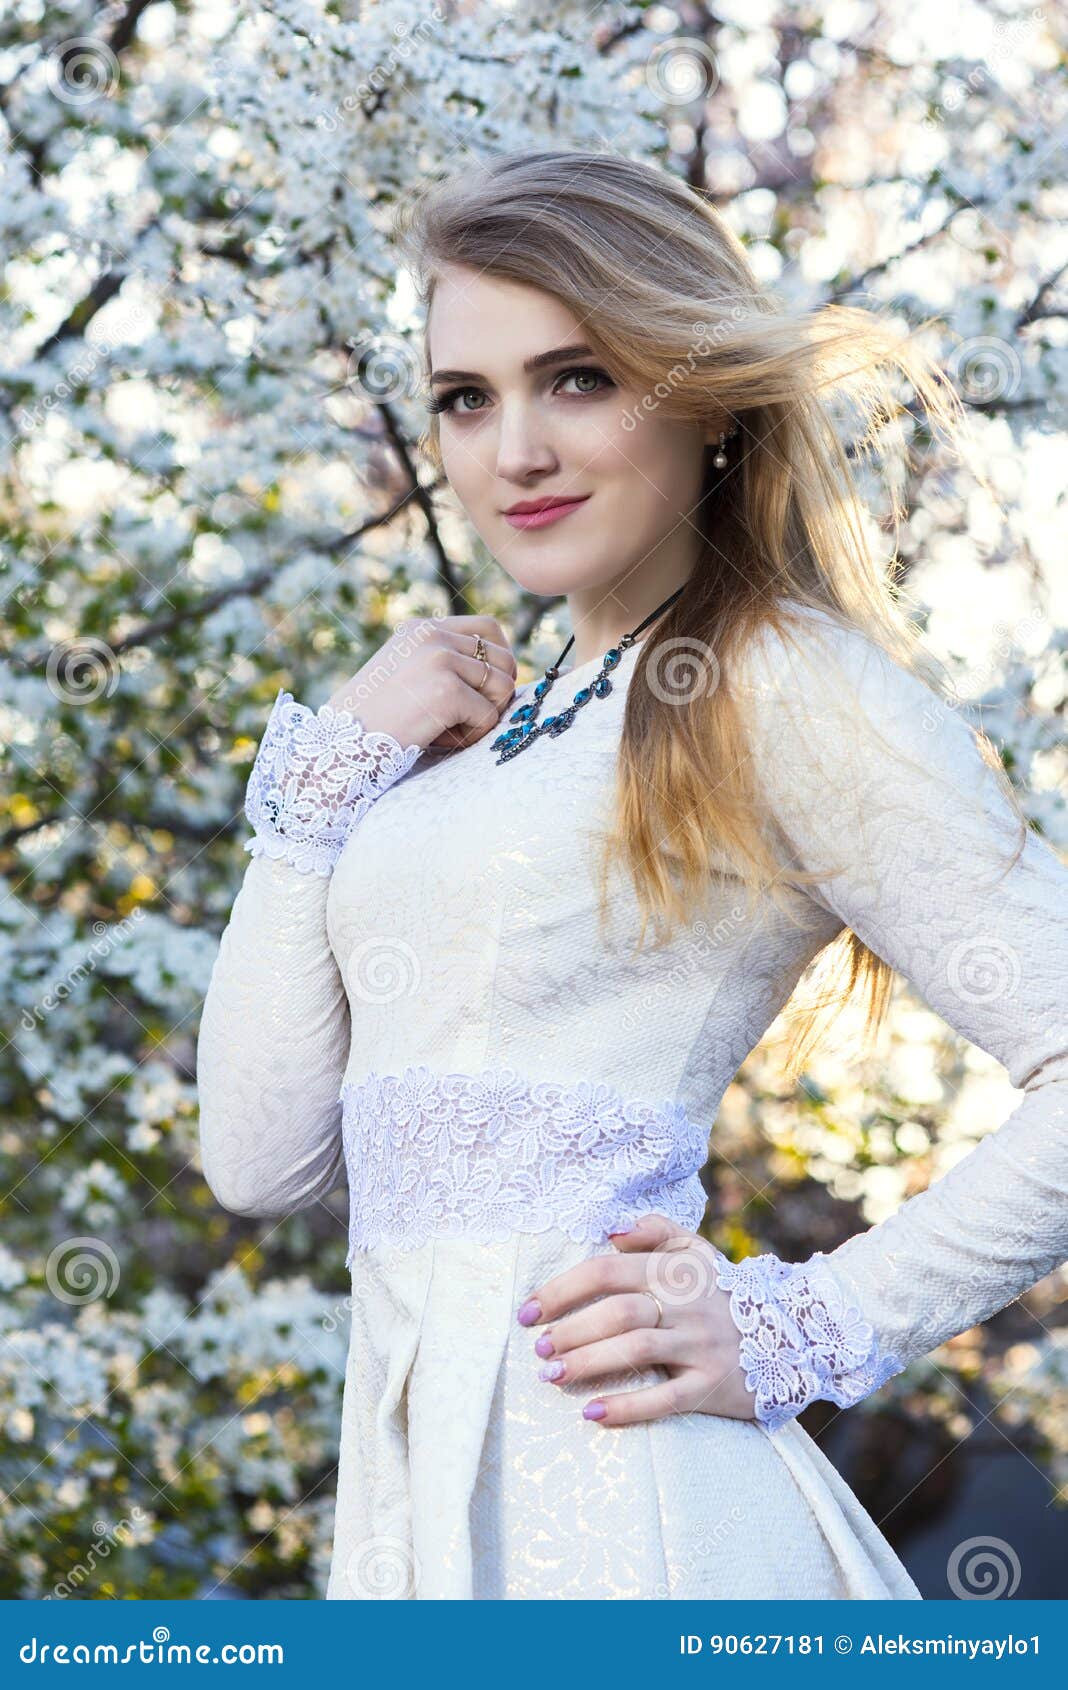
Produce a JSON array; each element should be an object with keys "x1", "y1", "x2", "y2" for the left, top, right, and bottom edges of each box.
[{"x1": 503, "y1": 495, "x2": 591, "y2": 530}]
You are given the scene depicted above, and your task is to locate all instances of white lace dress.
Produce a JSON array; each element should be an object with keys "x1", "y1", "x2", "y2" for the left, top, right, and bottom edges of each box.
[{"x1": 196, "y1": 603, "x2": 1068, "y2": 1600}]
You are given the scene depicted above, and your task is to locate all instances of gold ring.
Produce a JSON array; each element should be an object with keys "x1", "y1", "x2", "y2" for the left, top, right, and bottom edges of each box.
[
  {"x1": 472, "y1": 634, "x2": 490, "y2": 692},
  {"x1": 637, "y1": 1289, "x2": 663, "y2": 1327}
]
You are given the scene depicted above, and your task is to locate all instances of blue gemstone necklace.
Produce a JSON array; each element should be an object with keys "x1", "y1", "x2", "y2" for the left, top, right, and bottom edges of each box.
[{"x1": 491, "y1": 583, "x2": 688, "y2": 765}]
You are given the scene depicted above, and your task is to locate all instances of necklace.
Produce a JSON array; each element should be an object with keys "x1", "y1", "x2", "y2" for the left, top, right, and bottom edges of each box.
[{"x1": 491, "y1": 583, "x2": 688, "y2": 765}]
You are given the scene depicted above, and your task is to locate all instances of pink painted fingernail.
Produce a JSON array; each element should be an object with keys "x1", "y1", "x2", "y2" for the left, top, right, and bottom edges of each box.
[
  {"x1": 539, "y1": 1359, "x2": 566, "y2": 1382},
  {"x1": 534, "y1": 1333, "x2": 554, "y2": 1357},
  {"x1": 583, "y1": 1401, "x2": 607, "y2": 1420},
  {"x1": 517, "y1": 1298, "x2": 541, "y2": 1326}
]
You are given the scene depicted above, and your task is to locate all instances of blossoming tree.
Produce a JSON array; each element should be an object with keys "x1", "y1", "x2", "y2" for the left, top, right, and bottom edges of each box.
[{"x1": 1, "y1": 0, "x2": 1065, "y2": 1598}]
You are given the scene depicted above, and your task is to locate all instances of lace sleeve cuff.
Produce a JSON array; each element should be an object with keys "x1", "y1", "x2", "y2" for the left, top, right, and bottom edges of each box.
[
  {"x1": 712, "y1": 1248, "x2": 906, "y2": 1434},
  {"x1": 243, "y1": 688, "x2": 423, "y2": 878}
]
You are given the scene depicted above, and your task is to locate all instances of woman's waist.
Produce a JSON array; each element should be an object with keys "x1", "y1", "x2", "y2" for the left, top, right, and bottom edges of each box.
[{"x1": 340, "y1": 1061, "x2": 710, "y2": 1262}]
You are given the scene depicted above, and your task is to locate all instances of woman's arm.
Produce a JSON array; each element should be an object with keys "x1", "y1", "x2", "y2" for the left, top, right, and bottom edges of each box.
[
  {"x1": 716, "y1": 608, "x2": 1068, "y2": 1434},
  {"x1": 196, "y1": 689, "x2": 423, "y2": 1217}
]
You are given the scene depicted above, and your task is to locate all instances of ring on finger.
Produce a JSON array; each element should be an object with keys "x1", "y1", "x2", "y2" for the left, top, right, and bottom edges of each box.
[
  {"x1": 636, "y1": 1289, "x2": 663, "y2": 1327},
  {"x1": 471, "y1": 634, "x2": 490, "y2": 693}
]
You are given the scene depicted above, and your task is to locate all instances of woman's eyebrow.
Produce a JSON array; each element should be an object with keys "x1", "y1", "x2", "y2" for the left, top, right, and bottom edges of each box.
[{"x1": 428, "y1": 342, "x2": 594, "y2": 388}]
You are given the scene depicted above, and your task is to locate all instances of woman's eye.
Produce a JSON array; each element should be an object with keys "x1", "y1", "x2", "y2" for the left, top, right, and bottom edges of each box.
[
  {"x1": 451, "y1": 388, "x2": 485, "y2": 415},
  {"x1": 432, "y1": 366, "x2": 612, "y2": 418},
  {"x1": 561, "y1": 367, "x2": 610, "y2": 396}
]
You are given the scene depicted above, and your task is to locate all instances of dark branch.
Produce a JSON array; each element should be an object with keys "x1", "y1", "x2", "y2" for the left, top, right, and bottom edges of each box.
[{"x1": 376, "y1": 400, "x2": 470, "y2": 614}]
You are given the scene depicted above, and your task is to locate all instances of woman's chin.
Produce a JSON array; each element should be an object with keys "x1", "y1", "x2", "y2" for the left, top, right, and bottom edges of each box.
[{"x1": 493, "y1": 536, "x2": 617, "y2": 597}]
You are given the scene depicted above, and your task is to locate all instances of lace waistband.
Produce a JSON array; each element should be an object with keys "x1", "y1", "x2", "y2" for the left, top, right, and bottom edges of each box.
[{"x1": 340, "y1": 1065, "x2": 709, "y2": 1261}]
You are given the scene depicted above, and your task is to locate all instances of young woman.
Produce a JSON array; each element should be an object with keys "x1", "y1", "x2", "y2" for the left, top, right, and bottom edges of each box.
[{"x1": 196, "y1": 149, "x2": 1068, "y2": 1601}]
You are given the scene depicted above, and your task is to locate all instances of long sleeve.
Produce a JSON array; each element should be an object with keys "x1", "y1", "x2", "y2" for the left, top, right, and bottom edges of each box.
[
  {"x1": 712, "y1": 608, "x2": 1068, "y2": 1434},
  {"x1": 196, "y1": 688, "x2": 423, "y2": 1217}
]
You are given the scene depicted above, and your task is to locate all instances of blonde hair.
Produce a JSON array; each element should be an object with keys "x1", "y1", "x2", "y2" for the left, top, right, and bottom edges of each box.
[{"x1": 392, "y1": 148, "x2": 1029, "y2": 1078}]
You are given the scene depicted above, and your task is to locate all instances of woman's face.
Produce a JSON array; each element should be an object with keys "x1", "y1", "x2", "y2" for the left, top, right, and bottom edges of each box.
[{"x1": 426, "y1": 263, "x2": 715, "y2": 607}]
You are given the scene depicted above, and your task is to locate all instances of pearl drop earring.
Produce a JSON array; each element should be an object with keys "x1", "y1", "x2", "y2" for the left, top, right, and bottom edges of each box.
[{"x1": 711, "y1": 421, "x2": 738, "y2": 470}]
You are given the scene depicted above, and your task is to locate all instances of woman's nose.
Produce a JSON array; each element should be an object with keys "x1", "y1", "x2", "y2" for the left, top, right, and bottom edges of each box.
[{"x1": 493, "y1": 405, "x2": 558, "y2": 481}]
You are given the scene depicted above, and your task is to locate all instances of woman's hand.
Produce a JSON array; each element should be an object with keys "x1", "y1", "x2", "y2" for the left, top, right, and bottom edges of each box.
[
  {"x1": 327, "y1": 613, "x2": 519, "y2": 754},
  {"x1": 515, "y1": 1212, "x2": 758, "y2": 1427}
]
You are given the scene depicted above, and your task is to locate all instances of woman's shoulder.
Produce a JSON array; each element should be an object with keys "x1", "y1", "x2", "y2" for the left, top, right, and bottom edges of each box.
[
  {"x1": 735, "y1": 598, "x2": 1016, "y2": 833},
  {"x1": 742, "y1": 596, "x2": 886, "y2": 663},
  {"x1": 734, "y1": 598, "x2": 910, "y2": 716}
]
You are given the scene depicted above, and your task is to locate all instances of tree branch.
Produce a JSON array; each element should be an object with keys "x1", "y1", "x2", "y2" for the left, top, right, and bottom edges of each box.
[
  {"x1": 1016, "y1": 260, "x2": 1068, "y2": 329},
  {"x1": 376, "y1": 399, "x2": 470, "y2": 614}
]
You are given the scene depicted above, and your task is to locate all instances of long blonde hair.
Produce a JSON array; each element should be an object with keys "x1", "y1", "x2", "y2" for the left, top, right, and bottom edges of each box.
[{"x1": 392, "y1": 148, "x2": 1029, "y2": 1078}]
